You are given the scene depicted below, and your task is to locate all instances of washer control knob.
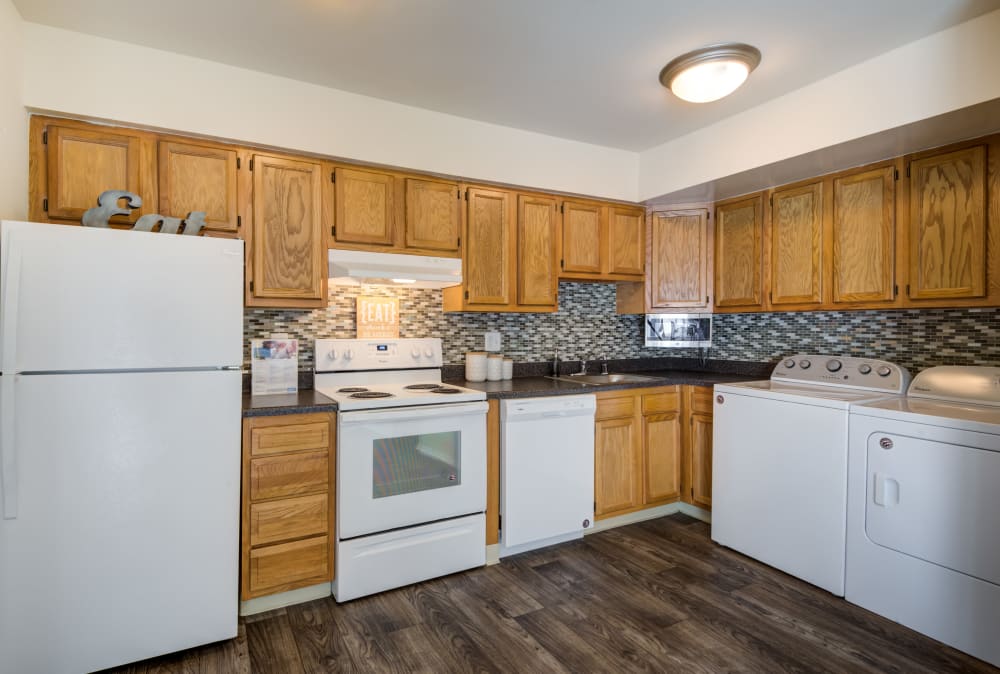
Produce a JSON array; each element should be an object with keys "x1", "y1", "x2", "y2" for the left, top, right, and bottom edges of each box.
[
  {"x1": 858, "y1": 364, "x2": 872, "y2": 375},
  {"x1": 799, "y1": 359, "x2": 811, "y2": 369},
  {"x1": 327, "y1": 349, "x2": 338, "y2": 360},
  {"x1": 876, "y1": 365, "x2": 892, "y2": 377},
  {"x1": 826, "y1": 359, "x2": 842, "y2": 373},
  {"x1": 784, "y1": 359, "x2": 796, "y2": 368}
]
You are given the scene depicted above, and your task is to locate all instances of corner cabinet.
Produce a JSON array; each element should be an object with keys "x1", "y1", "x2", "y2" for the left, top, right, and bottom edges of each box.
[
  {"x1": 443, "y1": 186, "x2": 558, "y2": 312},
  {"x1": 714, "y1": 194, "x2": 765, "y2": 311},
  {"x1": 245, "y1": 153, "x2": 327, "y2": 308},
  {"x1": 648, "y1": 209, "x2": 711, "y2": 310},
  {"x1": 241, "y1": 412, "x2": 336, "y2": 600},
  {"x1": 683, "y1": 387, "x2": 714, "y2": 510},
  {"x1": 560, "y1": 200, "x2": 645, "y2": 282}
]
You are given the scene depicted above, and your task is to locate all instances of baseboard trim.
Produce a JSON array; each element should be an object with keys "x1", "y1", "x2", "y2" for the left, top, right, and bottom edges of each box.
[
  {"x1": 677, "y1": 502, "x2": 712, "y2": 523},
  {"x1": 239, "y1": 582, "x2": 331, "y2": 616},
  {"x1": 486, "y1": 544, "x2": 500, "y2": 566},
  {"x1": 587, "y1": 502, "x2": 682, "y2": 533}
]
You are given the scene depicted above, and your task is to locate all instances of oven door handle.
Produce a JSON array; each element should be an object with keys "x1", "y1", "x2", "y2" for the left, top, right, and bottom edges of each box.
[{"x1": 339, "y1": 401, "x2": 489, "y2": 425}]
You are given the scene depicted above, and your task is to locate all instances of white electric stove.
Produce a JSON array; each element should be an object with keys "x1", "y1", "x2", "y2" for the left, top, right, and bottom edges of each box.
[{"x1": 314, "y1": 338, "x2": 488, "y2": 602}]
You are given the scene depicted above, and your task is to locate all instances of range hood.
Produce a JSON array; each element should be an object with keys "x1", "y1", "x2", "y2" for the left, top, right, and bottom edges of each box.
[{"x1": 328, "y1": 249, "x2": 462, "y2": 289}]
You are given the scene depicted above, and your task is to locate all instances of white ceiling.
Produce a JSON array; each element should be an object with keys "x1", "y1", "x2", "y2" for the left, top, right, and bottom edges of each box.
[{"x1": 13, "y1": 0, "x2": 1000, "y2": 151}]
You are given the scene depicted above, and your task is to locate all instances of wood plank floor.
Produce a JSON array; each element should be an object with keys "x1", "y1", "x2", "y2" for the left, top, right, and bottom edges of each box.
[{"x1": 108, "y1": 514, "x2": 997, "y2": 673}]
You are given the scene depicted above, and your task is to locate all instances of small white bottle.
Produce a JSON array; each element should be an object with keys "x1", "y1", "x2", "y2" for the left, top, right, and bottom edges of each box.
[
  {"x1": 487, "y1": 354, "x2": 504, "y2": 381},
  {"x1": 465, "y1": 352, "x2": 487, "y2": 382}
]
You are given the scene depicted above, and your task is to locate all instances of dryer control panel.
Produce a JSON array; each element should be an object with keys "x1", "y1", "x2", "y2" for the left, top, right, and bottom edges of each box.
[{"x1": 771, "y1": 354, "x2": 911, "y2": 393}]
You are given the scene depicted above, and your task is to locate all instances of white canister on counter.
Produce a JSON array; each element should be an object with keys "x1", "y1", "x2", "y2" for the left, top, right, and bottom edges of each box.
[
  {"x1": 502, "y1": 358, "x2": 514, "y2": 380},
  {"x1": 465, "y1": 351, "x2": 488, "y2": 382},
  {"x1": 487, "y1": 354, "x2": 504, "y2": 381}
]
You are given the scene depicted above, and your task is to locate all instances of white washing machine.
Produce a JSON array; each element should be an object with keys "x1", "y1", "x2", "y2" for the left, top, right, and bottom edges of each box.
[
  {"x1": 713, "y1": 354, "x2": 910, "y2": 595},
  {"x1": 847, "y1": 366, "x2": 1000, "y2": 667}
]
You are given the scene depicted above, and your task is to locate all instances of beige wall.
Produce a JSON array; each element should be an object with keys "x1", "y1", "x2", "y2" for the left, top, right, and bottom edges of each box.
[{"x1": 0, "y1": 0, "x2": 26, "y2": 220}]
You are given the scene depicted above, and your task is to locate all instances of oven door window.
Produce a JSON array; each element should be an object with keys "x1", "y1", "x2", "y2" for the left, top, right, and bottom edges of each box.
[{"x1": 373, "y1": 431, "x2": 461, "y2": 498}]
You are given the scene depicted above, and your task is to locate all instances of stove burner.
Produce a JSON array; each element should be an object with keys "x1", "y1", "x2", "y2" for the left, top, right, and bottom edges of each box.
[
  {"x1": 430, "y1": 387, "x2": 463, "y2": 394},
  {"x1": 349, "y1": 391, "x2": 394, "y2": 399},
  {"x1": 403, "y1": 384, "x2": 442, "y2": 390},
  {"x1": 338, "y1": 387, "x2": 369, "y2": 393}
]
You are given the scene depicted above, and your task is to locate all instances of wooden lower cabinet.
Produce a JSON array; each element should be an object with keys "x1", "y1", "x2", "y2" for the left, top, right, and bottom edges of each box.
[
  {"x1": 241, "y1": 412, "x2": 335, "y2": 600},
  {"x1": 594, "y1": 385, "x2": 713, "y2": 519}
]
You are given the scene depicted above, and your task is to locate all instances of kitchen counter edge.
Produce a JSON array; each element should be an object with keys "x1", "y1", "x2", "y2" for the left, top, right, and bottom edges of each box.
[{"x1": 242, "y1": 390, "x2": 339, "y2": 417}]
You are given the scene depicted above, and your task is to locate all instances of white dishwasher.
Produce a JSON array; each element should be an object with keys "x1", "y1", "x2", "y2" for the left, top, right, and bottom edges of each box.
[{"x1": 500, "y1": 395, "x2": 596, "y2": 557}]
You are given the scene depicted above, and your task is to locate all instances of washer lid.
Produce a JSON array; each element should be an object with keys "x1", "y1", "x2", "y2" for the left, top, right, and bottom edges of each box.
[
  {"x1": 908, "y1": 366, "x2": 1000, "y2": 407},
  {"x1": 851, "y1": 396, "x2": 1000, "y2": 434}
]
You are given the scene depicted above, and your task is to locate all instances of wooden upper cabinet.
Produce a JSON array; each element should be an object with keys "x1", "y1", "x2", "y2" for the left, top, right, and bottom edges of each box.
[
  {"x1": 832, "y1": 166, "x2": 896, "y2": 304},
  {"x1": 158, "y1": 141, "x2": 239, "y2": 232},
  {"x1": 908, "y1": 145, "x2": 987, "y2": 300},
  {"x1": 714, "y1": 195, "x2": 764, "y2": 309},
  {"x1": 561, "y1": 200, "x2": 603, "y2": 274},
  {"x1": 770, "y1": 182, "x2": 823, "y2": 306},
  {"x1": 334, "y1": 167, "x2": 395, "y2": 246},
  {"x1": 464, "y1": 187, "x2": 512, "y2": 305},
  {"x1": 248, "y1": 154, "x2": 325, "y2": 306},
  {"x1": 44, "y1": 124, "x2": 143, "y2": 223},
  {"x1": 404, "y1": 178, "x2": 460, "y2": 252},
  {"x1": 649, "y1": 209, "x2": 709, "y2": 309},
  {"x1": 517, "y1": 194, "x2": 558, "y2": 307},
  {"x1": 608, "y1": 206, "x2": 645, "y2": 276}
]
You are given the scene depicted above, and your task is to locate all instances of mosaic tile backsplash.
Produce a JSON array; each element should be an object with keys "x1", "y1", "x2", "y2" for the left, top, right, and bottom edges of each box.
[{"x1": 244, "y1": 282, "x2": 1000, "y2": 375}]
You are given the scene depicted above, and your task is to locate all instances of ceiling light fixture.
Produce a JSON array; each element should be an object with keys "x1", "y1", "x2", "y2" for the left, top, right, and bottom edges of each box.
[{"x1": 659, "y1": 43, "x2": 761, "y2": 103}]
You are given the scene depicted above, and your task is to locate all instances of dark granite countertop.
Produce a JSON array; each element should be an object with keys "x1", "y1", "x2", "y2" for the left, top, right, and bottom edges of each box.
[
  {"x1": 242, "y1": 390, "x2": 338, "y2": 418},
  {"x1": 444, "y1": 368, "x2": 767, "y2": 399}
]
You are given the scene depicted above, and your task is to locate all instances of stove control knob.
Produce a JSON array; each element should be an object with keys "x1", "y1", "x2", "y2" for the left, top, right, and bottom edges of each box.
[
  {"x1": 799, "y1": 359, "x2": 811, "y2": 369},
  {"x1": 876, "y1": 365, "x2": 892, "y2": 377},
  {"x1": 826, "y1": 359, "x2": 842, "y2": 373},
  {"x1": 858, "y1": 364, "x2": 872, "y2": 375},
  {"x1": 411, "y1": 348, "x2": 421, "y2": 358},
  {"x1": 343, "y1": 349, "x2": 354, "y2": 360},
  {"x1": 784, "y1": 359, "x2": 796, "y2": 368},
  {"x1": 327, "y1": 349, "x2": 338, "y2": 360},
  {"x1": 424, "y1": 348, "x2": 434, "y2": 358}
]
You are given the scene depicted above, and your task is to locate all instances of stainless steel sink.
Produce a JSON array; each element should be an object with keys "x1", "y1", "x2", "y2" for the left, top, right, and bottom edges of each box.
[{"x1": 546, "y1": 373, "x2": 661, "y2": 386}]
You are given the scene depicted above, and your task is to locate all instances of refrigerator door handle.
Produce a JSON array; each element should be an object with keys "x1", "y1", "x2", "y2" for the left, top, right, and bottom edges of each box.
[{"x1": 1, "y1": 243, "x2": 21, "y2": 519}]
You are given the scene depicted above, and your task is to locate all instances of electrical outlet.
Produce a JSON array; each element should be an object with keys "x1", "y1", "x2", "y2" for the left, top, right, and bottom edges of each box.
[{"x1": 484, "y1": 331, "x2": 502, "y2": 352}]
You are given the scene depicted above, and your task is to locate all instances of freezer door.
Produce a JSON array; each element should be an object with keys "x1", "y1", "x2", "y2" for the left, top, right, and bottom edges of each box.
[
  {"x1": 0, "y1": 370, "x2": 240, "y2": 674},
  {"x1": 0, "y1": 221, "x2": 243, "y2": 372}
]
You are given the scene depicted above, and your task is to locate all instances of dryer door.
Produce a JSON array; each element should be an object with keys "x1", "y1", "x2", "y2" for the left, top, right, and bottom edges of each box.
[{"x1": 865, "y1": 432, "x2": 1000, "y2": 585}]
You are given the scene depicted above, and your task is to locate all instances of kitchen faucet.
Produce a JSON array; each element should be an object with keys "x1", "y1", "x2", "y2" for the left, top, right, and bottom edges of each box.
[
  {"x1": 600, "y1": 353, "x2": 609, "y2": 375},
  {"x1": 552, "y1": 350, "x2": 560, "y2": 376},
  {"x1": 576, "y1": 359, "x2": 588, "y2": 375}
]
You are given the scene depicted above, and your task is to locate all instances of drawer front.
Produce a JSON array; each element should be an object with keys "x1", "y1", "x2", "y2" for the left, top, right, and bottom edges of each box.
[
  {"x1": 250, "y1": 420, "x2": 330, "y2": 457},
  {"x1": 596, "y1": 395, "x2": 635, "y2": 421},
  {"x1": 250, "y1": 450, "x2": 329, "y2": 501},
  {"x1": 250, "y1": 493, "x2": 329, "y2": 547},
  {"x1": 642, "y1": 389, "x2": 680, "y2": 415},
  {"x1": 248, "y1": 535, "x2": 331, "y2": 596},
  {"x1": 689, "y1": 386, "x2": 714, "y2": 415}
]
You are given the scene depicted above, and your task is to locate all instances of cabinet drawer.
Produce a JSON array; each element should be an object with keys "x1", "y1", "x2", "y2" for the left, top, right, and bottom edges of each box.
[
  {"x1": 250, "y1": 420, "x2": 330, "y2": 457},
  {"x1": 642, "y1": 389, "x2": 680, "y2": 415},
  {"x1": 250, "y1": 493, "x2": 329, "y2": 547},
  {"x1": 248, "y1": 535, "x2": 331, "y2": 596},
  {"x1": 250, "y1": 450, "x2": 329, "y2": 501},
  {"x1": 596, "y1": 395, "x2": 635, "y2": 421},
  {"x1": 689, "y1": 387, "x2": 714, "y2": 415}
]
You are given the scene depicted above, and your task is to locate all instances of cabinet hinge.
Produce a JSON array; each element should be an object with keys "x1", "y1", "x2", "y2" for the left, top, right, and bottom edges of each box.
[
  {"x1": 769, "y1": 195, "x2": 773, "y2": 207},
  {"x1": 906, "y1": 283, "x2": 911, "y2": 296},
  {"x1": 42, "y1": 130, "x2": 47, "y2": 145},
  {"x1": 464, "y1": 290, "x2": 469, "y2": 300},
  {"x1": 690, "y1": 487, "x2": 694, "y2": 498},
  {"x1": 560, "y1": 259, "x2": 564, "y2": 269},
  {"x1": 457, "y1": 188, "x2": 461, "y2": 200},
  {"x1": 249, "y1": 159, "x2": 254, "y2": 171},
  {"x1": 893, "y1": 168, "x2": 899, "y2": 180},
  {"x1": 705, "y1": 295, "x2": 709, "y2": 304},
  {"x1": 593, "y1": 501, "x2": 597, "y2": 511},
  {"x1": 331, "y1": 171, "x2": 336, "y2": 184},
  {"x1": 249, "y1": 281, "x2": 254, "y2": 292},
  {"x1": 457, "y1": 236, "x2": 461, "y2": 247},
  {"x1": 769, "y1": 291, "x2": 773, "y2": 303},
  {"x1": 560, "y1": 204, "x2": 565, "y2": 214},
  {"x1": 893, "y1": 284, "x2": 898, "y2": 297},
  {"x1": 498, "y1": 514, "x2": 502, "y2": 529},
  {"x1": 42, "y1": 197, "x2": 48, "y2": 212},
  {"x1": 906, "y1": 163, "x2": 911, "y2": 178},
  {"x1": 331, "y1": 226, "x2": 336, "y2": 237},
  {"x1": 237, "y1": 215, "x2": 241, "y2": 228},
  {"x1": 464, "y1": 189, "x2": 469, "y2": 201},
  {"x1": 236, "y1": 157, "x2": 241, "y2": 170}
]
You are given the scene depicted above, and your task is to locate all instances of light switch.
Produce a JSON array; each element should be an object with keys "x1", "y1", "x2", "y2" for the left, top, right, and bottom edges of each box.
[{"x1": 484, "y1": 331, "x2": 502, "y2": 352}]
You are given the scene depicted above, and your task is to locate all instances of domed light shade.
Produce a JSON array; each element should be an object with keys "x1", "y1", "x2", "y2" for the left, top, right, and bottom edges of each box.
[{"x1": 660, "y1": 43, "x2": 761, "y2": 103}]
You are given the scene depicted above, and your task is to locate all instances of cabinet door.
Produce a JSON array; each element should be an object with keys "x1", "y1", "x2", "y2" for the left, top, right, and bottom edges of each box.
[
  {"x1": 517, "y1": 195, "x2": 558, "y2": 307},
  {"x1": 595, "y1": 416, "x2": 641, "y2": 517},
  {"x1": 334, "y1": 167, "x2": 395, "y2": 246},
  {"x1": 643, "y1": 412, "x2": 682, "y2": 504},
  {"x1": 608, "y1": 206, "x2": 645, "y2": 276},
  {"x1": 770, "y1": 182, "x2": 823, "y2": 306},
  {"x1": 689, "y1": 412, "x2": 713, "y2": 510},
  {"x1": 650, "y1": 209, "x2": 709, "y2": 308},
  {"x1": 561, "y1": 200, "x2": 603, "y2": 273},
  {"x1": 405, "y1": 178, "x2": 460, "y2": 252},
  {"x1": 908, "y1": 146, "x2": 987, "y2": 300},
  {"x1": 832, "y1": 166, "x2": 896, "y2": 303},
  {"x1": 250, "y1": 154, "x2": 325, "y2": 304},
  {"x1": 465, "y1": 187, "x2": 512, "y2": 305},
  {"x1": 159, "y1": 141, "x2": 239, "y2": 232},
  {"x1": 45, "y1": 124, "x2": 142, "y2": 223},
  {"x1": 714, "y1": 195, "x2": 764, "y2": 308}
]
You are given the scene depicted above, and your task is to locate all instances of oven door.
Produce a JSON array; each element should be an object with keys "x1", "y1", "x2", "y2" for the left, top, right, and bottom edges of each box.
[{"x1": 338, "y1": 401, "x2": 488, "y2": 539}]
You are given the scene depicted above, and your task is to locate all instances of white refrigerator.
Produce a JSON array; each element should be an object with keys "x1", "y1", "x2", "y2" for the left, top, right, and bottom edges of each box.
[{"x1": 0, "y1": 221, "x2": 244, "y2": 673}]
